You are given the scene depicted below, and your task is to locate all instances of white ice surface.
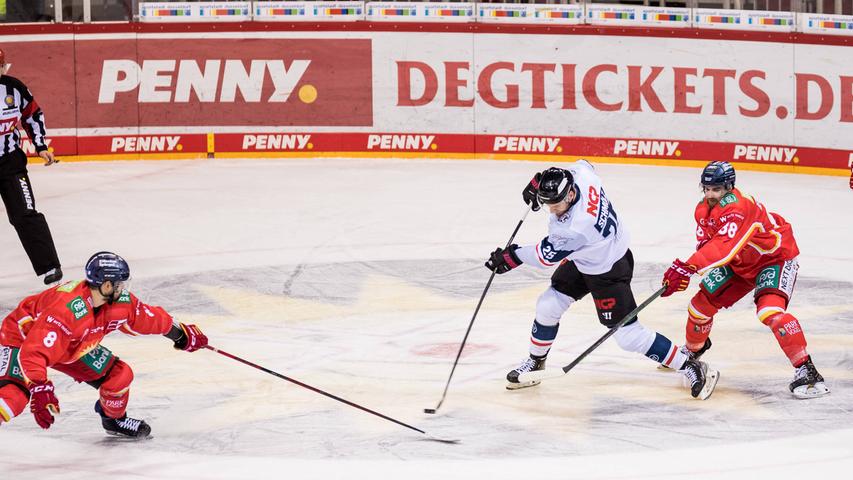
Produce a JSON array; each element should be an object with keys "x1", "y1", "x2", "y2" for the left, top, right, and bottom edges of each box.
[{"x1": 1, "y1": 158, "x2": 852, "y2": 479}]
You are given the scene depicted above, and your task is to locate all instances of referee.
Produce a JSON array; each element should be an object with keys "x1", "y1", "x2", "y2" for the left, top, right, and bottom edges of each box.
[{"x1": 0, "y1": 48, "x2": 61, "y2": 284}]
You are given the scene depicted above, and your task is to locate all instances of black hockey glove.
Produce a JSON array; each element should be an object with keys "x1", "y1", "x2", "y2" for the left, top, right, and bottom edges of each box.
[
  {"x1": 522, "y1": 172, "x2": 542, "y2": 212},
  {"x1": 485, "y1": 244, "x2": 523, "y2": 274}
]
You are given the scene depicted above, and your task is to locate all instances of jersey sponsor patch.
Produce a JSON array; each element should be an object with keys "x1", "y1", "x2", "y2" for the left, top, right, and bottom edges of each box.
[
  {"x1": 117, "y1": 291, "x2": 131, "y2": 304},
  {"x1": 701, "y1": 266, "x2": 734, "y2": 294},
  {"x1": 66, "y1": 296, "x2": 89, "y2": 320},
  {"x1": 79, "y1": 345, "x2": 114, "y2": 376},
  {"x1": 56, "y1": 280, "x2": 83, "y2": 293},
  {"x1": 755, "y1": 265, "x2": 781, "y2": 292},
  {"x1": 0, "y1": 347, "x2": 25, "y2": 382},
  {"x1": 719, "y1": 192, "x2": 739, "y2": 207}
]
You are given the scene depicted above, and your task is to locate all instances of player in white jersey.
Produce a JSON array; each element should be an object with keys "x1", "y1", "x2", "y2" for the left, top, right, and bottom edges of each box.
[{"x1": 485, "y1": 162, "x2": 718, "y2": 399}]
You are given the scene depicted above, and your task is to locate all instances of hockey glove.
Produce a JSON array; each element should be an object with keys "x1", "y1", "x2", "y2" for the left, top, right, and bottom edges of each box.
[
  {"x1": 29, "y1": 380, "x2": 60, "y2": 429},
  {"x1": 485, "y1": 245, "x2": 523, "y2": 274},
  {"x1": 522, "y1": 173, "x2": 542, "y2": 212},
  {"x1": 661, "y1": 259, "x2": 698, "y2": 297},
  {"x1": 171, "y1": 323, "x2": 209, "y2": 352}
]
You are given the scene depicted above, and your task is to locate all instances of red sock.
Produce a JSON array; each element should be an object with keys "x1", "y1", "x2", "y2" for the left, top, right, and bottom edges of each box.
[{"x1": 765, "y1": 313, "x2": 808, "y2": 367}]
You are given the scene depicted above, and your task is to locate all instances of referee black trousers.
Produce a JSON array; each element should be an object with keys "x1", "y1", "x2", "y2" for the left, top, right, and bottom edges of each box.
[{"x1": 0, "y1": 149, "x2": 60, "y2": 275}]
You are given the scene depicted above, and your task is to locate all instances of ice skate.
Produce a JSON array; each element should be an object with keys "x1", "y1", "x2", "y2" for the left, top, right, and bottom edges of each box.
[
  {"x1": 658, "y1": 338, "x2": 712, "y2": 370},
  {"x1": 789, "y1": 356, "x2": 829, "y2": 399},
  {"x1": 681, "y1": 359, "x2": 719, "y2": 400},
  {"x1": 95, "y1": 401, "x2": 151, "y2": 439},
  {"x1": 506, "y1": 355, "x2": 546, "y2": 390}
]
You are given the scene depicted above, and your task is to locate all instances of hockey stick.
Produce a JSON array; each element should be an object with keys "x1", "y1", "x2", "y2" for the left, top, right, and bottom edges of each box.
[
  {"x1": 205, "y1": 345, "x2": 459, "y2": 444},
  {"x1": 424, "y1": 205, "x2": 532, "y2": 414},
  {"x1": 517, "y1": 286, "x2": 667, "y2": 384}
]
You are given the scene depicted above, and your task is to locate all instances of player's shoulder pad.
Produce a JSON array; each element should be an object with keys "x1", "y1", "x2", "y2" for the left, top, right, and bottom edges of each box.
[
  {"x1": 1, "y1": 75, "x2": 28, "y2": 92},
  {"x1": 719, "y1": 192, "x2": 739, "y2": 207},
  {"x1": 55, "y1": 280, "x2": 83, "y2": 293}
]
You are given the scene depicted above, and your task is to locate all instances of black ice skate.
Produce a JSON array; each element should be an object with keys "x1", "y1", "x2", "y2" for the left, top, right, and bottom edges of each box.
[
  {"x1": 95, "y1": 401, "x2": 151, "y2": 438},
  {"x1": 506, "y1": 355, "x2": 546, "y2": 390},
  {"x1": 658, "y1": 338, "x2": 712, "y2": 370},
  {"x1": 789, "y1": 356, "x2": 829, "y2": 399},
  {"x1": 681, "y1": 359, "x2": 719, "y2": 400},
  {"x1": 43, "y1": 267, "x2": 63, "y2": 285}
]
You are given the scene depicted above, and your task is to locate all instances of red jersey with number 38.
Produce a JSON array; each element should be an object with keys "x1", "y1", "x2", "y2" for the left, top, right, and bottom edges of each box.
[
  {"x1": 686, "y1": 187, "x2": 799, "y2": 278},
  {"x1": 0, "y1": 280, "x2": 174, "y2": 384}
]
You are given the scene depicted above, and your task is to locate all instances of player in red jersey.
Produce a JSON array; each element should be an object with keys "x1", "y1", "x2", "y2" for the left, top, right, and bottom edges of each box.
[
  {"x1": 0, "y1": 252, "x2": 208, "y2": 437},
  {"x1": 661, "y1": 161, "x2": 829, "y2": 399}
]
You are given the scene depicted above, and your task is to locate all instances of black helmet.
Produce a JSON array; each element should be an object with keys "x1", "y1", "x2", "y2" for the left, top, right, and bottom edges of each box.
[
  {"x1": 701, "y1": 161, "x2": 736, "y2": 190},
  {"x1": 537, "y1": 167, "x2": 574, "y2": 204}
]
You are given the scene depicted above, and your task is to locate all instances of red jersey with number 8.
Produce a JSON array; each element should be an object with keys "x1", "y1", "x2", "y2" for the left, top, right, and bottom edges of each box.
[{"x1": 0, "y1": 280, "x2": 173, "y2": 384}]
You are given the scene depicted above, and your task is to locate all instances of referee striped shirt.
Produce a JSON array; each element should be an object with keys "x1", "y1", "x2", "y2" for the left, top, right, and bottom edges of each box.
[{"x1": 0, "y1": 75, "x2": 48, "y2": 156}]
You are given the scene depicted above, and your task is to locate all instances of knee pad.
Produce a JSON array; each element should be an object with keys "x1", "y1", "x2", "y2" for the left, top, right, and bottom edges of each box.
[
  {"x1": 535, "y1": 287, "x2": 575, "y2": 327},
  {"x1": 756, "y1": 293, "x2": 787, "y2": 325},
  {"x1": 98, "y1": 360, "x2": 134, "y2": 419},
  {"x1": 0, "y1": 382, "x2": 30, "y2": 423}
]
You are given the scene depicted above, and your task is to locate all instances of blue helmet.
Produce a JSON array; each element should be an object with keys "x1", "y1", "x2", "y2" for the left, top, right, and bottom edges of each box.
[
  {"x1": 701, "y1": 161, "x2": 736, "y2": 190},
  {"x1": 85, "y1": 252, "x2": 130, "y2": 287}
]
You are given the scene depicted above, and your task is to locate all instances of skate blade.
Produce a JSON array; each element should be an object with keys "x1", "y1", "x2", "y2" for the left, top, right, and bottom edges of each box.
[
  {"x1": 792, "y1": 382, "x2": 830, "y2": 399},
  {"x1": 506, "y1": 380, "x2": 541, "y2": 390},
  {"x1": 104, "y1": 430, "x2": 152, "y2": 441},
  {"x1": 697, "y1": 369, "x2": 720, "y2": 400}
]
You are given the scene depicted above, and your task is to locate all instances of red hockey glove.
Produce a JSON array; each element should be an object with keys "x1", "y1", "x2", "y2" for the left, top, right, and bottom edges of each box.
[
  {"x1": 173, "y1": 323, "x2": 209, "y2": 352},
  {"x1": 29, "y1": 380, "x2": 60, "y2": 429},
  {"x1": 522, "y1": 173, "x2": 542, "y2": 212},
  {"x1": 485, "y1": 244, "x2": 523, "y2": 274},
  {"x1": 661, "y1": 259, "x2": 698, "y2": 297}
]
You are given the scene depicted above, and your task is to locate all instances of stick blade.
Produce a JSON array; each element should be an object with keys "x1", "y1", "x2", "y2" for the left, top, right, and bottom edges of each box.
[
  {"x1": 423, "y1": 435, "x2": 461, "y2": 444},
  {"x1": 423, "y1": 408, "x2": 437, "y2": 414},
  {"x1": 517, "y1": 368, "x2": 565, "y2": 384}
]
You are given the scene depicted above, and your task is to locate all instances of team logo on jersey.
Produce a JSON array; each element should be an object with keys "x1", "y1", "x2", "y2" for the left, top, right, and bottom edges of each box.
[
  {"x1": 4, "y1": 95, "x2": 14, "y2": 107},
  {"x1": 67, "y1": 296, "x2": 89, "y2": 320}
]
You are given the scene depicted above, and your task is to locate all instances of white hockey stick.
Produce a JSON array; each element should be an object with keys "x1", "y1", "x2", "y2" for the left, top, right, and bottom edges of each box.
[{"x1": 518, "y1": 286, "x2": 666, "y2": 384}]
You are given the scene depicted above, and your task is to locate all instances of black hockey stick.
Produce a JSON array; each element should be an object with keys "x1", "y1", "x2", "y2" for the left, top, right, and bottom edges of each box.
[
  {"x1": 517, "y1": 286, "x2": 667, "y2": 384},
  {"x1": 424, "y1": 205, "x2": 532, "y2": 414},
  {"x1": 205, "y1": 345, "x2": 459, "y2": 443}
]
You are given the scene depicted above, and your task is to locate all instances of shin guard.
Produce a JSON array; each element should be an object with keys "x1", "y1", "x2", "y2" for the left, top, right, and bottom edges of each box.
[
  {"x1": 529, "y1": 319, "x2": 559, "y2": 358},
  {"x1": 765, "y1": 313, "x2": 809, "y2": 367},
  {"x1": 98, "y1": 360, "x2": 134, "y2": 419},
  {"x1": 686, "y1": 292, "x2": 717, "y2": 351}
]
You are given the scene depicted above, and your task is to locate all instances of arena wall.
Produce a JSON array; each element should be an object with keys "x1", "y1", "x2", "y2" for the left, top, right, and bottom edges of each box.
[{"x1": 1, "y1": 22, "x2": 851, "y2": 175}]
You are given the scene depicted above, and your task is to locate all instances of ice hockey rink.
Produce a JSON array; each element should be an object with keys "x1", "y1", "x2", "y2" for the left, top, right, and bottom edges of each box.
[{"x1": 1, "y1": 158, "x2": 852, "y2": 479}]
